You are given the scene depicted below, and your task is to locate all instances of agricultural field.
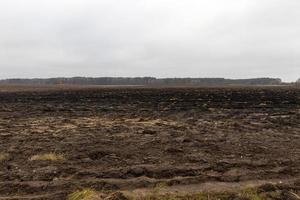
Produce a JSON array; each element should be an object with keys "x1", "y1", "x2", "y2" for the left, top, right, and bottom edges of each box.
[{"x1": 0, "y1": 86, "x2": 300, "y2": 200}]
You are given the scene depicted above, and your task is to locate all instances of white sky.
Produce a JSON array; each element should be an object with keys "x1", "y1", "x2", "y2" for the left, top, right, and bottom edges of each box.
[{"x1": 0, "y1": 0, "x2": 299, "y2": 81}]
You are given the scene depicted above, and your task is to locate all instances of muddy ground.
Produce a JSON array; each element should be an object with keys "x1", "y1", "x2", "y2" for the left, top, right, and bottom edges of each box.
[{"x1": 0, "y1": 86, "x2": 300, "y2": 199}]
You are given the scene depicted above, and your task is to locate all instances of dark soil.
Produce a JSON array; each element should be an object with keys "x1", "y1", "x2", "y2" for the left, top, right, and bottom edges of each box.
[{"x1": 0, "y1": 86, "x2": 300, "y2": 199}]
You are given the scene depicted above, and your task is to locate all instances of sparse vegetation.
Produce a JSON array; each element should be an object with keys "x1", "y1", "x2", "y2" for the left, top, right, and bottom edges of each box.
[
  {"x1": 0, "y1": 153, "x2": 8, "y2": 162},
  {"x1": 66, "y1": 187, "x2": 287, "y2": 200},
  {"x1": 29, "y1": 153, "x2": 65, "y2": 161},
  {"x1": 239, "y1": 188, "x2": 263, "y2": 200},
  {"x1": 67, "y1": 189, "x2": 100, "y2": 200}
]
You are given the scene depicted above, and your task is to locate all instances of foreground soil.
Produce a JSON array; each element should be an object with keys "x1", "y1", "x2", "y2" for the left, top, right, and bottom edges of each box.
[{"x1": 0, "y1": 86, "x2": 300, "y2": 199}]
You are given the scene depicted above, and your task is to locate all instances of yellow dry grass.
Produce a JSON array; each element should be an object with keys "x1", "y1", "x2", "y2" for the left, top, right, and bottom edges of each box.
[
  {"x1": 0, "y1": 153, "x2": 8, "y2": 162},
  {"x1": 65, "y1": 187, "x2": 273, "y2": 200},
  {"x1": 29, "y1": 153, "x2": 65, "y2": 161},
  {"x1": 67, "y1": 189, "x2": 101, "y2": 200}
]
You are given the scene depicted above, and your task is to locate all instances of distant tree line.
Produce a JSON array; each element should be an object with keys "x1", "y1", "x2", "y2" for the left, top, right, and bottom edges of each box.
[
  {"x1": 296, "y1": 78, "x2": 300, "y2": 87},
  {"x1": 0, "y1": 77, "x2": 283, "y2": 86}
]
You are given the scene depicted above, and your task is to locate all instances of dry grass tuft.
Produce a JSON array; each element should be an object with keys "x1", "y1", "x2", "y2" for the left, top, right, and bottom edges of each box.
[
  {"x1": 0, "y1": 153, "x2": 8, "y2": 162},
  {"x1": 67, "y1": 189, "x2": 101, "y2": 200},
  {"x1": 29, "y1": 153, "x2": 65, "y2": 161},
  {"x1": 239, "y1": 188, "x2": 264, "y2": 200},
  {"x1": 66, "y1": 186, "x2": 289, "y2": 200}
]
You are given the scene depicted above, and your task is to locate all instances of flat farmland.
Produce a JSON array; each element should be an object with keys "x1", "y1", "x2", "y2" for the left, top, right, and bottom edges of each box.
[{"x1": 0, "y1": 86, "x2": 300, "y2": 199}]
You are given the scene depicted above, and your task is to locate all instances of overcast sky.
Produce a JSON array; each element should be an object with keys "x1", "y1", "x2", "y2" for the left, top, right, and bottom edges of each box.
[{"x1": 0, "y1": 0, "x2": 299, "y2": 81}]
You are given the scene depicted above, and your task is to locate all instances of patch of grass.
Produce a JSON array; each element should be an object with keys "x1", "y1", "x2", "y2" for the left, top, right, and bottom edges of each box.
[
  {"x1": 0, "y1": 153, "x2": 8, "y2": 162},
  {"x1": 128, "y1": 188, "x2": 267, "y2": 200},
  {"x1": 66, "y1": 187, "x2": 275, "y2": 200},
  {"x1": 29, "y1": 153, "x2": 65, "y2": 161},
  {"x1": 67, "y1": 189, "x2": 101, "y2": 200},
  {"x1": 239, "y1": 188, "x2": 264, "y2": 200},
  {"x1": 135, "y1": 193, "x2": 238, "y2": 200},
  {"x1": 152, "y1": 182, "x2": 168, "y2": 195}
]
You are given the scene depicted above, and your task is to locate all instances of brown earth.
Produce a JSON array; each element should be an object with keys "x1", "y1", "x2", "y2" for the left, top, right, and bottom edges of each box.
[{"x1": 0, "y1": 86, "x2": 300, "y2": 199}]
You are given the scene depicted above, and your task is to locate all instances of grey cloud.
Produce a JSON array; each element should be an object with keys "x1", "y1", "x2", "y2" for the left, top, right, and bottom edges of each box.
[{"x1": 0, "y1": 0, "x2": 299, "y2": 81}]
